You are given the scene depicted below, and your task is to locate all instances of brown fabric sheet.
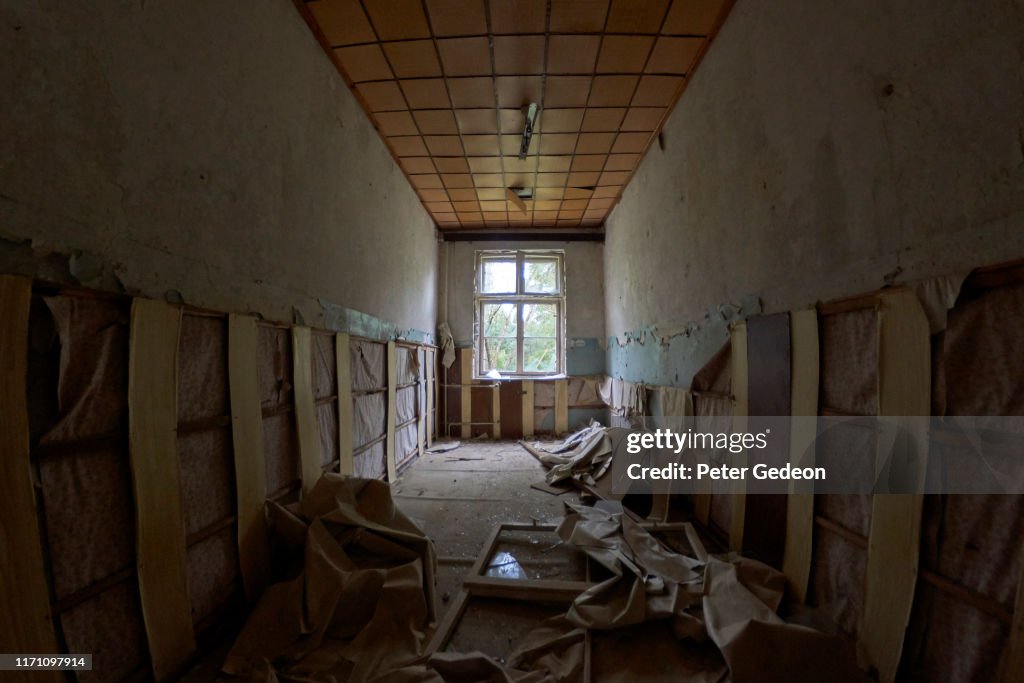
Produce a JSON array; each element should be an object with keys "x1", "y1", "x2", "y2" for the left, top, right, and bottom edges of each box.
[
  {"x1": 178, "y1": 314, "x2": 229, "y2": 422},
  {"x1": 39, "y1": 295, "x2": 130, "y2": 443},
  {"x1": 222, "y1": 476, "x2": 436, "y2": 682},
  {"x1": 807, "y1": 524, "x2": 866, "y2": 639},
  {"x1": 318, "y1": 401, "x2": 339, "y2": 468},
  {"x1": 312, "y1": 332, "x2": 337, "y2": 400},
  {"x1": 566, "y1": 376, "x2": 603, "y2": 407},
  {"x1": 692, "y1": 339, "x2": 731, "y2": 394},
  {"x1": 354, "y1": 392, "x2": 386, "y2": 447},
  {"x1": 354, "y1": 441, "x2": 386, "y2": 480},
  {"x1": 59, "y1": 578, "x2": 150, "y2": 683},
  {"x1": 351, "y1": 340, "x2": 386, "y2": 391},
  {"x1": 397, "y1": 346, "x2": 420, "y2": 385},
  {"x1": 397, "y1": 385, "x2": 418, "y2": 424},
  {"x1": 534, "y1": 380, "x2": 555, "y2": 408},
  {"x1": 186, "y1": 526, "x2": 241, "y2": 627},
  {"x1": 177, "y1": 428, "x2": 235, "y2": 536},
  {"x1": 819, "y1": 308, "x2": 878, "y2": 416},
  {"x1": 258, "y1": 325, "x2": 293, "y2": 408},
  {"x1": 263, "y1": 412, "x2": 300, "y2": 496}
]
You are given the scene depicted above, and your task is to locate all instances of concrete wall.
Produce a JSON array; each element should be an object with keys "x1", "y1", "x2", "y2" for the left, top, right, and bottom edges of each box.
[
  {"x1": 439, "y1": 240, "x2": 605, "y2": 375},
  {"x1": 1, "y1": 0, "x2": 437, "y2": 339},
  {"x1": 604, "y1": 0, "x2": 1024, "y2": 386}
]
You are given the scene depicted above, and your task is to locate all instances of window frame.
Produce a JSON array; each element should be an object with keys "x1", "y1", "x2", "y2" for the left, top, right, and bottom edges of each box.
[{"x1": 474, "y1": 250, "x2": 566, "y2": 378}]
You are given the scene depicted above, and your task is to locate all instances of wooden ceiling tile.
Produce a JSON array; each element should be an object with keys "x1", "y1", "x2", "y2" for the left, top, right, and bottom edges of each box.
[
  {"x1": 588, "y1": 197, "x2": 616, "y2": 209},
  {"x1": 588, "y1": 75, "x2": 638, "y2": 106},
  {"x1": 455, "y1": 109, "x2": 499, "y2": 134},
  {"x1": 662, "y1": 0, "x2": 723, "y2": 35},
  {"x1": 479, "y1": 201, "x2": 507, "y2": 212},
  {"x1": 493, "y1": 36, "x2": 547, "y2": 75},
  {"x1": 621, "y1": 107, "x2": 665, "y2": 131},
  {"x1": 468, "y1": 156, "x2": 503, "y2": 173},
  {"x1": 612, "y1": 131, "x2": 650, "y2": 153},
  {"x1": 539, "y1": 133, "x2": 578, "y2": 155},
  {"x1": 434, "y1": 157, "x2": 470, "y2": 173},
  {"x1": 537, "y1": 173, "x2": 569, "y2": 188},
  {"x1": 598, "y1": 170, "x2": 631, "y2": 185},
  {"x1": 424, "y1": 135, "x2": 465, "y2": 156},
  {"x1": 631, "y1": 75, "x2": 683, "y2": 106},
  {"x1": 548, "y1": 35, "x2": 601, "y2": 74},
  {"x1": 496, "y1": 76, "x2": 544, "y2": 108},
  {"x1": 571, "y1": 154, "x2": 607, "y2": 172},
  {"x1": 434, "y1": 212, "x2": 459, "y2": 223},
  {"x1": 413, "y1": 109, "x2": 458, "y2": 134},
  {"x1": 567, "y1": 171, "x2": 600, "y2": 186},
  {"x1": 592, "y1": 185, "x2": 622, "y2": 198},
  {"x1": 605, "y1": 153, "x2": 641, "y2": 170},
  {"x1": 535, "y1": 187, "x2": 566, "y2": 199},
  {"x1": 541, "y1": 108, "x2": 585, "y2": 133},
  {"x1": 476, "y1": 188, "x2": 507, "y2": 200},
  {"x1": 564, "y1": 186, "x2": 594, "y2": 199},
  {"x1": 425, "y1": 0, "x2": 488, "y2": 36},
  {"x1": 400, "y1": 79, "x2": 451, "y2": 109},
  {"x1": 448, "y1": 77, "x2": 496, "y2": 108},
  {"x1": 437, "y1": 37, "x2": 492, "y2": 77},
  {"x1": 577, "y1": 132, "x2": 616, "y2": 154},
  {"x1": 335, "y1": 44, "x2": 393, "y2": 82},
  {"x1": 363, "y1": 0, "x2": 431, "y2": 40},
  {"x1": 374, "y1": 111, "x2": 418, "y2": 136},
  {"x1": 443, "y1": 175, "x2": 475, "y2": 189},
  {"x1": 605, "y1": 0, "x2": 670, "y2": 33},
  {"x1": 550, "y1": 0, "x2": 610, "y2": 33},
  {"x1": 558, "y1": 209, "x2": 585, "y2": 220},
  {"x1": 498, "y1": 109, "x2": 526, "y2": 133},
  {"x1": 309, "y1": 0, "x2": 376, "y2": 46},
  {"x1": 452, "y1": 200, "x2": 481, "y2": 211},
  {"x1": 449, "y1": 188, "x2": 479, "y2": 201},
  {"x1": 646, "y1": 37, "x2": 703, "y2": 74},
  {"x1": 584, "y1": 208, "x2": 605, "y2": 217},
  {"x1": 463, "y1": 135, "x2": 501, "y2": 156},
  {"x1": 544, "y1": 76, "x2": 592, "y2": 108},
  {"x1": 356, "y1": 81, "x2": 407, "y2": 111},
  {"x1": 596, "y1": 36, "x2": 654, "y2": 74},
  {"x1": 418, "y1": 188, "x2": 450, "y2": 202},
  {"x1": 425, "y1": 200, "x2": 454, "y2": 212},
  {"x1": 400, "y1": 157, "x2": 437, "y2": 174},
  {"x1": 474, "y1": 173, "x2": 505, "y2": 187},
  {"x1": 489, "y1": 0, "x2": 547, "y2": 34},
  {"x1": 500, "y1": 135, "x2": 527, "y2": 155},
  {"x1": 504, "y1": 156, "x2": 538, "y2": 174},
  {"x1": 383, "y1": 41, "x2": 442, "y2": 78},
  {"x1": 538, "y1": 156, "x2": 572, "y2": 173},
  {"x1": 581, "y1": 217, "x2": 603, "y2": 226},
  {"x1": 561, "y1": 198, "x2": 590, "y2": 210},
  {"x1": 581, "y1": 107, "x2": 625, "y2": 131},
  {"x1": 534, "y1": 200, "x2": 562, "y2": 211},
  {"x1": 533, "y1": 209, "x2": 560, "y2": 220},
  {"x1": 484, "y1": 212, "x2": 510, "y2": 223},
  {"x1": 410, "y1": 174, "x2": 443, "y2": 189},
  {"x1": 388, "y1": 135, "x2": 429, "y2": 156},
  {"x1": 458, "y1": 212, "x2": 484, "y2": 224}
]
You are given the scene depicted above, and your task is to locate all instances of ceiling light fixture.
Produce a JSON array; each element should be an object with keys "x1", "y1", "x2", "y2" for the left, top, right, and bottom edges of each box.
[{"x1": 518, "y1": 102, "x2": 539, "y2": 160}]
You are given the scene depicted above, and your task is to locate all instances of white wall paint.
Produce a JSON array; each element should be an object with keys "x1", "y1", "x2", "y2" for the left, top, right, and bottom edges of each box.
[
  {"x1": 605, "y1": 0, "x2": 1024, "y2": 340},
  {"x1": 0, "y1": 0, "x2": 437, "y2": 335}
]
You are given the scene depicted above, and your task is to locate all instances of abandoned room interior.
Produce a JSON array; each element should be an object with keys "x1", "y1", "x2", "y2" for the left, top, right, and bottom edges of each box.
[{"x1": 2, "y1": 0, "x2": 1023, "y2": 681}]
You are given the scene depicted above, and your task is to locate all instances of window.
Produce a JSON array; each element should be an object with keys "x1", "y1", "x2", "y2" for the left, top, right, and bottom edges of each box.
[{"x1": 475, "y1": 250, "x2": 565, "y2": 378}]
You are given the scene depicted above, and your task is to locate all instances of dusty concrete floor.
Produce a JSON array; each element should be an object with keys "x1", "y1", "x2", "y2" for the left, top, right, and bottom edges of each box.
[{"x1": 393, "y1": 439, "x2": 583, "y2": 657}]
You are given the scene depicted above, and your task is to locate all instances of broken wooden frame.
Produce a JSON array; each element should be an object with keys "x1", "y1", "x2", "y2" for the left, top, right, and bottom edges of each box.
[{"x1": 426, "y1": 520, "x2": 708, "y2": 682}]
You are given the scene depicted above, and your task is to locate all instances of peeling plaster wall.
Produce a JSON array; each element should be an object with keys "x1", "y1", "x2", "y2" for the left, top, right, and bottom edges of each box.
[
  {"x1": 439, "y1": 240, "x2": 606, "y2": 375},
  {"x1": 604, "y1": 0, "x2": 1024, "y2": 386},
  {"x1": 1, "y1": 0, "x2": 437, "y2": 340}
]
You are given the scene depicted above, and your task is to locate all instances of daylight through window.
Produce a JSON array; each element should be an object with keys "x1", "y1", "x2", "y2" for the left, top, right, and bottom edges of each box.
[{"x1": 475, "y1": 250, "x2": 565, "y2": 378}]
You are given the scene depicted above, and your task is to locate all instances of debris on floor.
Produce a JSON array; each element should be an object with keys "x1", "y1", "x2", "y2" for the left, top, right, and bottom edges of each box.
[{"x1": 426, "y1": 440, "x2": 461, "y2": 454}]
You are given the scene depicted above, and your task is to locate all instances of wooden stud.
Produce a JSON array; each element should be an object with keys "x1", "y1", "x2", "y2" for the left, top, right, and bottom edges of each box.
[
  {"x1": 228, "y1": 315, "x2": 271, "y2": 601},
  {"x1": 417, "y1": 350, "x2": 427, "y2": 458},
  {"x1": 522, "y1": 379, "x2": 535, "y2": 437},
  {"x1": 729, "y1": 320, "x2": 749, "y2": 552},
  {"x1": 292, "y1": 327, "x2": 322, "y2": 495},
  {"x1": 783, "y1": 308, "x2": 819, "y2": 603},
  {"x1": 555, "y1": 378, "x2": 569, "y2": 434},
  {"x1": 492, "y1": 382, "x2": 502, "y2": 438},
  {"x1": 862, "y1": 289, "x2": 930, "y2": 683},
  {"x1": 461, "y1": 576, "x2": 590, "y2": 602},
  {"x1": 129, "y1": 298, "x2": 195, "y2": 680},
  {"x1": 386, "y1": 340, "x2": 398, "y2": 481},
  {"x1": 460, "y1": 349, "x2": 472, "y2": 439},
  {"x1": 336, "y1": 334, "x2": 354, "y2": 476},
  {"x1": 425, "y1": 349, "x2": 434, "y2": 448},
  {"x1": 0, "y1": 276, "x2": 62, "y2": 683}
]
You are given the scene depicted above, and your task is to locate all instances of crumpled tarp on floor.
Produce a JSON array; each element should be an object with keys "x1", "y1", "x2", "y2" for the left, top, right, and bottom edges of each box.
[
  {"x1": 520, "y1": 422, "x2": 615, "y2": 486},
  {"x1": 222, "y1": 475, "x2": 437, "y2": 682}
]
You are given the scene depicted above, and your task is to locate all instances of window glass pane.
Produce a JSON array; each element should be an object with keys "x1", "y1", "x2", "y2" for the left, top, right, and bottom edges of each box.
[
  {"x1": 523, "y1": 303, "x2": 557, "y2": 337},
  {"x1": 482, "y1": 303, "x2": 517, "y2": 337},
  {"x1": 483, "y1": 338, "x2": 517, "y2": 372},
  {"x1": 523, "y1": 338, "x2": 557, "y2": 373},
  {"x1": 481, "y1": 259, "x2": 517, "y2": 293},
  {"x1": 523, "y1": 258, "x2": 559, "y2": 293}
]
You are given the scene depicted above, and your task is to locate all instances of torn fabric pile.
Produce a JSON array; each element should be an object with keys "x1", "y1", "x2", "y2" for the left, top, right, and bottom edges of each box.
[{"x1": 521, "y1": 421, "x2": 616, "y2": 485}]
